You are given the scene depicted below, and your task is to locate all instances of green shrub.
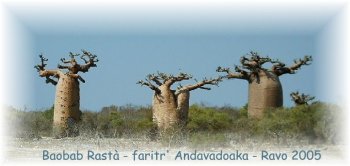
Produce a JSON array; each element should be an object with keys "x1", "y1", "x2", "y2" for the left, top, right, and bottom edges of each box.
[
  {"x1": 246, "y1": 103, "x2": 342, "y2": 143},
  {"x1": 79, "y1": 111, "x2": 98, "y2": 136},
  {"x1": 7, "y1": 102, "x2": 342, "y2": 144},
  {"x1": 187, "y1": 104, "x2": 232, "y2": 132},
  {"x1": 78, "y1": 105, "x2": 154, "y2": 138}
]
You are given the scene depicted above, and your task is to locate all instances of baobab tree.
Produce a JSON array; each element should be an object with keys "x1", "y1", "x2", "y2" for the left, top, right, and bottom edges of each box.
[
  {"x1": 217, "y1": 51, "x2": 312, "y2": 119},
  {"x1": 35, "y1": 50, "x2": 98, "y2": 138},
  {"x1": 137, "y1": 72, "x2": 222, "y2": 131},
  {"x1": 290, "y1": 91, "x2": 315, "y2": 105}
]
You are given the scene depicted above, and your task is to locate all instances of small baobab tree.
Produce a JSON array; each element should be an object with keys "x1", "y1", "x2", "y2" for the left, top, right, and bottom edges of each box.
[
  {"x1": 35, "y1": 50, "x2": 98, "y2": 138},
  {"x1": 290, "y1": 91, "x2": 315, "y2": 105},
  {"x1": 137, "y1": 72, "x2": 222, "y2": 131},
  {"x1": 217, "y1": 51, "x2": 312, "y2": 119}
]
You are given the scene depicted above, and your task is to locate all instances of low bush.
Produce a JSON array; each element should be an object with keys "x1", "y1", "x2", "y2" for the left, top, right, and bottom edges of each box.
[
  {"x1": 186, "y1": 104, "x2": 234, "y2": 132},
  {"x1": 7, "y1": 102, "x2": 342, "y2": 144}
]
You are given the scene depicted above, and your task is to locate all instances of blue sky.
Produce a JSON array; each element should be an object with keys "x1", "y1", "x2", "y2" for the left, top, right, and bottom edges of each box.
[
  {"x1": 32, "y1": 35, "x2": 316, "y2": 111},
  {"x1": 2, "y1": 1, "x2": 345, "y2": 111}
]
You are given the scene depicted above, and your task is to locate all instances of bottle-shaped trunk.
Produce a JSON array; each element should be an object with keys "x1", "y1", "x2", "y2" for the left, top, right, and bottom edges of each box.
[
  {"x1": 53, "y1": 74, "x2": 81, "y2": 137},
  {"x1": 248, "y1": 70, "x2": 283, "y2": 119},
  {"x1": 152, "y1": 86, "x2": 178, "y2": 130},
  {"x1": 176, "y1": 90, "x2": 190, "y2": 127},
  {"x1": 140, "y1": 72, "x2": 219, "y2": 132}
]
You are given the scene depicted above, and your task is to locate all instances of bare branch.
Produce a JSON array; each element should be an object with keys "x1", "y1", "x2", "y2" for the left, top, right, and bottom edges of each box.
[
  {"x1": 79, "y1": 50, "x2": 99, "y2": 73},
  {"x1": 290, "y1": 55, "x2": 312, "y2": 70},
  {"x1": 60, "y1": 58, "x2": 71, "y2": 64},
  {"x1": 156, "y1": 71, "x2": 170, "y2": 81},
  {"x1": 199, "y1": 87, "x2": 211, "y2": 90},
  {"x1": 34, "y1": 54, "x2": 48, "y2": 72},
  {"x1": 57, "y1": 64, "x2": 70, "y2": 70},
  {"x1": 138, "y1": 71, "x2": 196, "y2": 94},
  {"x1": 240, "y1": 51, "x2": 272, "y2": 70},
  {"x1": 164, "y1": 72, "x2": 192, "y2": 86},
  {"x1": 137, "y1": 79, "x2": 160, "y2": 93},
  {"x1": 147, "y1": 74, "x2": 162, "y2": 86},
  {"x1": 69, "y1": 52, "x2": 80, "y2": 59},
  {"x1": 39, "y1": 70, "x2": 61, "y2": 85},
  {"x1": 234, "y1": 65, "x2": 250, "y2": 77},
  {"x1": 34, "y1": 54, "x2": 60, "y2": 85},
  {"x1": 178, "y1": 76, "x2": 222, "y2": 92},
  {"x1": 57, "y1": 54, "x2": 78, "y2": 74},
  {"x1": 290, "y1": 91, "x2": 315, "y2": 105},
  {"x1": 216, "y1": 66, "x2": 231, "y2": 74},
  {"x1": 56, "y1": 50, "x2": 98, "y2": 74},
  {"x1": 271, "y1": 59, "x2": 285, "y2": 67},
  {"x1": 217, "y1": 52, "x2": 273, "y2": 81},
  {"x1": 272, "y1": 56, "x2": 312, "y2": 76},
  {"x1": 45, "y1": 76, "x2": 58, "y2": 85},
  {"x1": 216, "y1": 66, "x2": 249, "y2": 80}
]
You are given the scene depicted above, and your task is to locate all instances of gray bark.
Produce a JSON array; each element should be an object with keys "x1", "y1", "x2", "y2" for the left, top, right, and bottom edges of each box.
[
  {"x1": 217, "y1": 52, "x2": 312, "y2": 119},
  {"x1": 138, "y1": 73, "x2": 221, "y2": 131},
  {"x1": 152, "y1": 88, "x2": 190, "y2": 130},
  {"x1": 176, "y1": 90, "x2": 190, "y2": 126},
  {"x1": 152, "y1": 86, "x2": 178, "y2": 130},
  {"x1": 248, "y1": 70, "x2": 282, "y2": 118}
]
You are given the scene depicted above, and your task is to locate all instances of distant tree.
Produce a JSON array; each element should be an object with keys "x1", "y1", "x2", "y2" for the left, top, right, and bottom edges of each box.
[
  {"x1": 290, "y1": 91, "x2": 315, "y2": 105},
  {"x1": 137, "y1": 72, "x2": 222, "y2": 131},
  {"x1": 217, "y1": 51, "x2": 312, "y2": 119},
  {"x1": 35, "y1": 50, "x2": 98, "y2": 138}
]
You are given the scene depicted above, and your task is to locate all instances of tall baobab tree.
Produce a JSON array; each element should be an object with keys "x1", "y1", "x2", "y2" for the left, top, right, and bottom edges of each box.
[
  {"x1": 217, "y1": 51, "x2": 312, "y2": 119},
  {"x1": 137, "y1": 72, "x2": 222, "y2": 131},
  {"x1": 35, "y1": 50, "x2": 98, "y2": 137},
  {"x1": 290, "y1": 91, "x2": 315, "y2": 105}
]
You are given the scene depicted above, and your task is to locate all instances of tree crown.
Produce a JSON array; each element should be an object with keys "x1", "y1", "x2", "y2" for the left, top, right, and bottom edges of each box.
[
  {"x1": 217, "y1": 51, "x2": 312, "y2": 81},
  {"x1": 137, "y1": 72, "x2": 222, "y2": 94},
  {"x1": 35, "y1": 50, "x2": 98, "y2": 85}
]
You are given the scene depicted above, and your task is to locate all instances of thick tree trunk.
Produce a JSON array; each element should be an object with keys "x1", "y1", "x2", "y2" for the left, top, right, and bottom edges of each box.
[
  {"x1": 152, "y1": 86, "x2": 179, "y2": 131},
  {"x1": 53, "y1": 74, "x2": 81, "y2": 138},
  {"x1": 248, "y1": 70, "x2": 283, "y2": 119},
  {"x1": 176, "y1": 90, "x2": 190, "y2": 127},
  {"x1": 152, "y1": 86, "x2": 192, "y2": 131},
  {"x1": 35, "y1": 51, "x2": 98, "y2": 138}
]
